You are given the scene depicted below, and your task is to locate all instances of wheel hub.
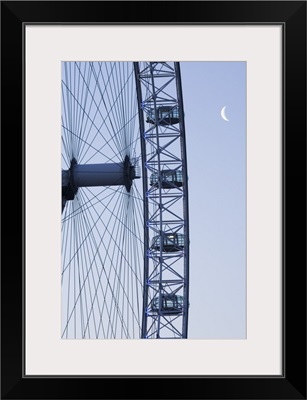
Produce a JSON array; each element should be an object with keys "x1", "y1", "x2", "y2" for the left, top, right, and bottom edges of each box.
[{"x1": 62, "y1": 156, "x2": 140, "y2": 211}]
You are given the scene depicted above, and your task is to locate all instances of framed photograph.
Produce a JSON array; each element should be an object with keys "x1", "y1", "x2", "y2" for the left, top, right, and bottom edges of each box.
[{"x1": 1, "y1": 1, "x2": 306, "y2": 399}]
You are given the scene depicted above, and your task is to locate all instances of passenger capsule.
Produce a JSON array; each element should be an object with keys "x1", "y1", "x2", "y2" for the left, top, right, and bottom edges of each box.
[
  {"x1": 146, "y1": 106, "x2": 179, "y2": 126},
  {"x1": 151, "y1": 294, "x2": 183, "y2": 315},
  {"x1": 150, "y1": 170, "x2": 183, "y2": 188},
  {"x1": 151, "y1": 233, "x2": 184, "y2": 252}
]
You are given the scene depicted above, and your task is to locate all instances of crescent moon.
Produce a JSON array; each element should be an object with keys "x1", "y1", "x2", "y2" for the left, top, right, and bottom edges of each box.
[{"x1": 221, "y1": 106, "x2": 229, "y2": 122}]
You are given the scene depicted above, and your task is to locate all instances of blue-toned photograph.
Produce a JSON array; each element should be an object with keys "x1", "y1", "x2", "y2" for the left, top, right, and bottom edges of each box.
[{"x1": 61, "y1": 61, "x2": 246, "y2": 340}]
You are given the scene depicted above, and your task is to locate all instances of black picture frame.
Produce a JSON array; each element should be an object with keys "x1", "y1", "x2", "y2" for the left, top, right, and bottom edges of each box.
[{"x1": 1, "y1": 1, "x2": 306, "y2": 399}]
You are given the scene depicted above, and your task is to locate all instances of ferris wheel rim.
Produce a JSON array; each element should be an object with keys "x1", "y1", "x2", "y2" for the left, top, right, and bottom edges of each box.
[{"x1": 135, "y1": 61, "x2": 190, "y2": 339}]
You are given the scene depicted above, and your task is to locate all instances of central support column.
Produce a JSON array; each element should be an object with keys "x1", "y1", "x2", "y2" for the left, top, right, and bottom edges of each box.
[
  {"x1": 62, "y1": 156, "x2": 140, "y2": 213},
  {"x1": 73, "y1": 163, "x2": 127, "y2": 187}
]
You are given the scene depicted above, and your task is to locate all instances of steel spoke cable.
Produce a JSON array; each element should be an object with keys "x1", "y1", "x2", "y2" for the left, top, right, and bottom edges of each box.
[
  {"x1": 103, "y1": 62, "x2": 136, "y2": 158},
  {"x1": 61, "y1": 87, "x2": 73, "y2": 163},
  {"x1": 64, "y1": 63, "x2": 73, "y2": 157},
  {"x1": 69, "y1": 62, "x2": 77, "y2": 159},
  {"x1": 89, "y1": 188, "x2": 144, "y2": 251},
  {"x1": 73, "y1": 197, "x2": 78, "y2": 337},
  {"x1": 61, "y1": 183, "x2": 144, "y2": 228},
  {"x1": 118, "y1": 62, "x2": 130, "y2": 157},
  {"x1": 61, "y1": 94, "x2": 71, "y2": 163},
  {"x1": 93, "y1": 62, "x2": 128, "y2": 158},
  {"x1": 62, "y1": 192, "x2": 122, "y2": 286},
  {"x1": 62, "y1": 111, "x2": 140, "y2": 169},
  {"x1": 75, "y1": 62, "x2": 97, "y2": 160},
  {"x1": 131, "y1": 197, "x2": 143, "y2": 312},
  {"x1": 76, "y1": 62, "x2": 123, "y2": 163},
  {"x1": 61, "y1": 152, "x2": 70, "y2": 170},
  {"x1": 121, "y1": 62, "x2": 131, "y2": 157},
  {"x1": 75, "y1": 62, "x2": 92, "y2": 160},
  {"x1": 107, "y1": 62, "x2": 131, "y2": 155},
  {"x1": 74, "y1": 197, "x2": 92, "y2": 338},
  {"x1": 61, "y1": 186, "x2": 121, "y2": 276},
  {"x1": 61, "y1": 79, "x2": 121, "y2": 163},
  {"x1": 68, "y1": 62, "x2": 77, "y2": 160},
  {"x1": 62, "y1": 184, "x2": 144, "y2": 225},
  {"x1": 97, "y1": 61, "x2": 125, "y2": 149},
  {"x1": 61, "y1": 124, "x2": 120, "y2": 165},
  {"x1": 61, "y1": 92, "x2": 71, "y2": 164},
  {"x1": 109, "y1": 188, "x2": 141, "y2": 337},
  {"x1": 133, "y1": 184, "x2": 147, "y2": 225},
  {"x1": 64, "y1": 200, "x2": 76, "y2": 338},
  {"x1": 80, "y1": 187, "x2": 145, "y2": 249},
  {"x1": 72, "y1": 62, "x2": 104, "y2": 162},
  {"x1": 128, "y1": 192, "x2": 143, "y2": 334},
  {"x1": 77, "y1": 193, "x2": 109, "y2": 338},
  {"x1": 111, "y1": 62, "x2": 126, "y2": 155},
  {"x1": 125, "y1": 193, "x2": 143, "y2": 332},
  {"x1": 73, "y1": 62, "x2": 80, "y2": 158},
  {"x1": 108, "y1": 63, "x2": 128, "y2": 160},
  {"x1": 72, "y1": 61, "x2": 85, "y2": 160},
  {"x1": 81, "y1": 110, "x2": 139, "y2": 165},
  {"x1": 120, "y1": 197, "x2": 128, "y2": 338},
  {"x1": 63, "y1": 192, "x2": 114, "y2": 338},
  {"x1": 126, "y1": 72, "x2": 138, "y2": 160},
  {"x1": 75, "y1": 193, "x2": 98, "y2": 338},
  {"x1": 107, "y1": 188, "x2": 130, "y2": 337},
  {"x1": 81, "y1": 187, "x2": 143, "y2": 293},
  {"x1": 126, "y1": 193, "x2": 141, "y2": 337},
  {"x1": 69, "y1": 194, "x2": 105, "y2": 338},
  {"x1": 96, "y1": 189, "x2": 130, "y2": 338},
  {"x1": 107, "y1": 192, "x2": 132, "y2": 338},
  {"x1": 114, "y1": 191, "x2": 132, "y2": 337},
  {"x1": 62, "y1": 186, "x2": 121, "y2": 225},
  {"x1": 62, "y1": 198, "x2": 90, "y2": 338},
  {"x1": 78, "y1": 187, "x2": 128, "y2": 338},
  {"x1": 81, "y1": 187, "x2": 143, "y2": 289},
  {"x1": 99, "y1": 63, "x2": 125, "y2": 157},
  {"x1": 72, "y1": 62, "x2": 77, "y2": 158},
  {"x1": 130, "y1": 190, "x2": 147, "y2": 302},
  {"x1": 108, "y1": 190, "x2": 142, "y2": 337}
]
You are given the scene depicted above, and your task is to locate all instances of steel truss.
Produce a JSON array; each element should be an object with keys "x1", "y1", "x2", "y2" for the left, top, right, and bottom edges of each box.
[{"x1": 135, "y1": 62, "x2": 190, "y2": 339}]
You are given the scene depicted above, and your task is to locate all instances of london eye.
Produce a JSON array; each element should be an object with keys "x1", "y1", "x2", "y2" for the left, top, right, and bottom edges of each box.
[{"x1": 61, "y1": 62, "x2": 189, "y2": 339}]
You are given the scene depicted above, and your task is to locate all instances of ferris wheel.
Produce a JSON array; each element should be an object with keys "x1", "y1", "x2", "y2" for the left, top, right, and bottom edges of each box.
[{"x1": 61, "y1": 61, "x2": 189, "y2": 339}]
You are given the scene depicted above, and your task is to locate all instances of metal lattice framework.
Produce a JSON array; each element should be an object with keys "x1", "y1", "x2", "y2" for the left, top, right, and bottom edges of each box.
[
  {"x1": 61, "y1": 61, "x2": 189, "y2": 339},
  {"x1": 135, "y1": 62, "x2": 190, "y2": 339}
]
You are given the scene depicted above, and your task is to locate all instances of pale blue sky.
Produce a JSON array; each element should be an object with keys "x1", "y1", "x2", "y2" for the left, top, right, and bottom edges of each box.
[{"x1": 181, "y1": 62, "x2": 246, "y2": 339}]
